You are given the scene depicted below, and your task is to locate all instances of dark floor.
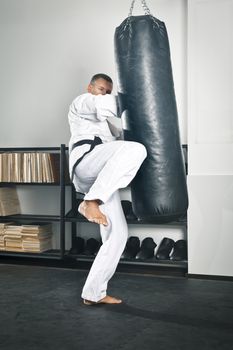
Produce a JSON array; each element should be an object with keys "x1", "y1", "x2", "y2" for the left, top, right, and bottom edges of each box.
[{"x1": 0, "y1": 264, "x2": 233, "y2": 350}]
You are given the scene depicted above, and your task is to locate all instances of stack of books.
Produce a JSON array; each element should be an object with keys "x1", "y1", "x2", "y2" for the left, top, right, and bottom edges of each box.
[
  {"x1": 0, "y1": 222, "x2": 53, "y2": 253},
  {"x1": 0, "y1": 152, "x2": 68, "y2": 183},
  {"x1": 4, "y1": 224, "x2": 22, "y2": 252},
  {"x1": 0, "y1": 223, "x2": 4, "y2": 250},
  {"x1": 21, "y1": 223, "x2": 52, "y2": 252},
  {"x1": 0, "y1": 222, "x2": 13, "y2": 250},
  {"x1": 0, "y1": 187, "x2": 21, "y2": 216}
]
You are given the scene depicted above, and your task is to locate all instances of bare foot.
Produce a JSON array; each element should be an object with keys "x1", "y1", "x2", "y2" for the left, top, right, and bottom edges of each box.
[
  {"x1": 83, "y1": 295, "x2": 122, "y2": 305},
  {"x1": 78, "y1": 200, "x2": 108, "y2": 226}
]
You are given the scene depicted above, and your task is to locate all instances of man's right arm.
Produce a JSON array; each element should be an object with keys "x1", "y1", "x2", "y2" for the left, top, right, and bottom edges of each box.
[{"x1": 69, "y1": 93, "x2": 119, "y2": 122}]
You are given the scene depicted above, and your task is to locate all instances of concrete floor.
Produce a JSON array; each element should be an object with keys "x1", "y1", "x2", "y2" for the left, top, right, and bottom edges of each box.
[{"x1": 0, "y1": 264, "x2": 233, "y2": 350}]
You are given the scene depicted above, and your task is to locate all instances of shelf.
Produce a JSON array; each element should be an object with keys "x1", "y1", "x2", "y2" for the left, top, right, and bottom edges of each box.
[
  {"x1": 65, "y1": 210, "x2": 187, "y2": 226},
  {"x1": 0, "y1": 214, "x2": 61, "y2": 222},
  {"x1": 0, "y1": 249, "x2": 61, "y2": 259},
  {"x1": 65, "y1": 252, "x2": 187, "y2": 276},
  {"x1": 0, "y1": 182, "x2": 72, "y2": 186},
  {"x1": 0, "y1": 145, "x2": 67, "y2": 262},
  {"x1": 120, "y1": 258, "x2": 187, "y2": 268},
  {"x1": 126, "y1": 218, "x2": 187, "y2": 226},
  {"x1": 0, "y1": 144, "x2": 188, "y2": 275},
  {"x1": 0, "y1": 147, "x2": 66, "y2": 152},
  {"x1": 66, "y1": 252, "x2": 187, "y2": 267}
]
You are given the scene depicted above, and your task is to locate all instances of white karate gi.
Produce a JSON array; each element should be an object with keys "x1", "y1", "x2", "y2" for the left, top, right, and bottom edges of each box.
[{"x1": 68, "y1": 92, "x2": 147, "y2": 302}]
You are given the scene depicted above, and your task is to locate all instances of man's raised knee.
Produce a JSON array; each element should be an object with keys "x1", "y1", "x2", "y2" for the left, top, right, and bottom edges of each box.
[{"x1": 131, "y1": 142, "x2": 147, "y2": 160}]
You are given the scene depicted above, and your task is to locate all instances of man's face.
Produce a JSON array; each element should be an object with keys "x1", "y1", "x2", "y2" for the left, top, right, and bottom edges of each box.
[{"x1": 87, "y1": 78, "x2": 113, "y2": 95}]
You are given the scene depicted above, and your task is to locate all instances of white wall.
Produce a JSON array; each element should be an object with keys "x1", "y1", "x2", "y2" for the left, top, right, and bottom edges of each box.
[
  {"x1": 0, "y1": 0, "x2": 187, "y2": 147},
  {"x1": 187, "y1": 0, "x2": 233, "y2": 277},
  {"x1": 0, "y1": 0, "x2": 187, "y2": 250},
  {"x1": 188, "y1": 175, "x2": 233, "y2": 277}
]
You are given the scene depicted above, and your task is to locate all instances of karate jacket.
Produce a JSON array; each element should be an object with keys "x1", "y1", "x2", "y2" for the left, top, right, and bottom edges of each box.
[{"x1": 68, "y1": 92, "x2": 122, "y2": 192}]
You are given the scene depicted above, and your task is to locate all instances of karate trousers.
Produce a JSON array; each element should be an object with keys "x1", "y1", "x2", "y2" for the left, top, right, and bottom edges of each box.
[{"x1": 74, "y1": 140, "x2": 147, "y2": 302}]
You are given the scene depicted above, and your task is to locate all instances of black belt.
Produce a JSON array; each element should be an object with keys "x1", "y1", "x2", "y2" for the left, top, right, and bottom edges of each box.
[{"x1": 71, "y1": 136, "x2": 103, "y2": 181}]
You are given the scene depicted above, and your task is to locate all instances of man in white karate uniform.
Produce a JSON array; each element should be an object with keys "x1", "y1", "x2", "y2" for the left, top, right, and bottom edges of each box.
[{"x1": 68, "y1": 73, "x2": 147, "y2": 305}]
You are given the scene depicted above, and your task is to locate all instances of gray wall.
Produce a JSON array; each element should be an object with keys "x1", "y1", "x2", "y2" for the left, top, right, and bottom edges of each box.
[{"x1": 0, "y1": 0, "x2": 187, "y2": 147}]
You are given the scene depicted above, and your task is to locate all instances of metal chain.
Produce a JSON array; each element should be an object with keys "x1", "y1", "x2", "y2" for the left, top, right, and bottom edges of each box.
[
  {"x1": 128, "y1": 0, "x2": 151, "y2": 16},
  {"x1": 119, "y1": 0, "x2": 160, "y2": 40},
  {"x1": 128, "y1": 0, "x2": 136, "y2": 17},
  {"x1": 141, "y1": 0, "x2": 151, "y2": 15}
]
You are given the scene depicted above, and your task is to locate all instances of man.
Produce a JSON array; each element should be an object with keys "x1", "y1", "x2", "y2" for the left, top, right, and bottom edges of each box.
[{"x1": 68, "y1": 73, "x2": 147, "y2": 305}]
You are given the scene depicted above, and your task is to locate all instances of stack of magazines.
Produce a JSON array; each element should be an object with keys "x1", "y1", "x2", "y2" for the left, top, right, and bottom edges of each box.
[
  {"x1": 21, "y1": 223, "x2": 52, "y2": 252},
  {"x1": 0, "y1": 222, "x2": 13, "y2": 250},
  {"x1": 0, "y1": 222, "x2": 52, "y2": 253},
  {"x1": 0, "y1": 187, "x2": 21, "y2": 216}
]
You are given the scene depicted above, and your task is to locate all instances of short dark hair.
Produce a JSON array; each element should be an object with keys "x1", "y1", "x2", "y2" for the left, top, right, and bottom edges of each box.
[{"x1": 90, "y1": 73, "x2": 113, "y2": 85}]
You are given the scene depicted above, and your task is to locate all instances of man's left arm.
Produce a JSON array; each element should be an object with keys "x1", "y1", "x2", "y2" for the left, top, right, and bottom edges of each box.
[{"x1": 95, "y1": 94, "x2": 119, "y2": 121}]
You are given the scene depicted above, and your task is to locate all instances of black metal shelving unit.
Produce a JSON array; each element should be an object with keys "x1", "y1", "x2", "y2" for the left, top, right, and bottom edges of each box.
[
  {"x1": 0, "y1": 144, "x2": 188, "y2": 276},
  {"x1": 0, "y1": 145, "x2": 68, "y2": 260},
  {"x1": 65, "y1": 210, "x2": 187, "y2": 276},
  {"x1": 65, "y1": 193, "x2": 187, "y2": 277},
  {"x1": 63, "y1": 144, "x2": 188, "y2": 276}
]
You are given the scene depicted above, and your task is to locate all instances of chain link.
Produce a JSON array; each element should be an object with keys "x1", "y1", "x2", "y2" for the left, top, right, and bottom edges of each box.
[
  {"x1": 128, "y1": 0, "x2": 136, "y2": 17},
  {"x1": 141, "y1": 0, "x2": 151, "y2": 15},
  {"x1": 119, "y1": 0, "x2": 160, "y2": 40},
  {"x1": 128, "y1": 0, "x2": 151, "y2": 16}
]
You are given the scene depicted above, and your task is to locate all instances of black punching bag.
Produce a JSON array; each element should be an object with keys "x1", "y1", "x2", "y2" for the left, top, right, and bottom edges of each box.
[{"x1": 114, "y1": 0, "x2": 188, "y2": 222}]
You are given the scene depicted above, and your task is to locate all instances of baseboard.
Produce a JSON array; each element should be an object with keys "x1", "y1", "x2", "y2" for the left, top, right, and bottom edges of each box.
[{"x1": 186, "y1": 273, "x2": 233, "y2": 282}]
